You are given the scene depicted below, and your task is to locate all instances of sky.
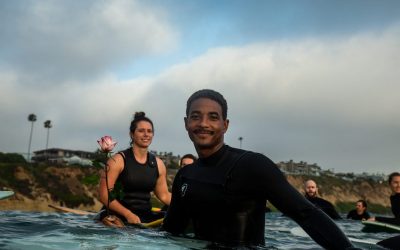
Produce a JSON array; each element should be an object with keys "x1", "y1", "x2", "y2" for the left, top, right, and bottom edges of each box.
[{"x1": 1, "y1": 0, "x2": 399, "y2": 174}]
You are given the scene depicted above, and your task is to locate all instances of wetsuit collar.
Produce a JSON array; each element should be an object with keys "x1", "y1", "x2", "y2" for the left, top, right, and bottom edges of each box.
[{"x1": 198, "y1": 144, "x2": 228, "y2": 166}]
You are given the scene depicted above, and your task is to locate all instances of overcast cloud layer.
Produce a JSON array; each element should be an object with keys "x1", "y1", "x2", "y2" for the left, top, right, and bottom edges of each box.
[{"x1": 1, "y1": 0, "x2": 399, "y2": 174}]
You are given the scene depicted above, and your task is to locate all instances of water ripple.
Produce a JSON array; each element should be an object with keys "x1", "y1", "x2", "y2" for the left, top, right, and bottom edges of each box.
[{"x1": 0, "y1": 211, "x2": 394, "y2": 249}]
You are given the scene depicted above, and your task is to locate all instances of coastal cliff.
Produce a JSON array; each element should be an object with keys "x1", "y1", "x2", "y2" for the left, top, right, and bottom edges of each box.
[{"x1": 0, "y1": 164, "x2": 392, "y2": 214}]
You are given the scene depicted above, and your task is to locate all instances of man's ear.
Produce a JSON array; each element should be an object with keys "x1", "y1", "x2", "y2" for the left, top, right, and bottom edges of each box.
[
  {"x1": 223, "y1": 119, "x2": 229, "y2": 132},
  {"x1": 184, "y1": 117, "x2": 188, "y2": 131}
]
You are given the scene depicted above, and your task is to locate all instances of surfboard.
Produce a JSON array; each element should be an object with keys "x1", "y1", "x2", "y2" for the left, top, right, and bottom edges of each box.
[
  {"x1": 362, "y1": 220, "x2": 400, "y2": 233},
  {"x1": 141, "y1": 218, "x2": 164, "y2": 228},
  {"x1": 48, "y1": 204, "x2": 96, "y2": 215},
  {"x1": 48, "y1": 204, "x2": 164, "y2": 228},
  {"x1": 0, "y1": 190, "x2": 14, "y2": 200}
]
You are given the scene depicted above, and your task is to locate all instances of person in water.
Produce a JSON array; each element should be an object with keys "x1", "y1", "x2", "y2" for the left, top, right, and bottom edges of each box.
[
  {"x1": 304, "y1": 179, "x2": 342, "y2": 220},
  {"x1": 347, "y1": 200, "x2": 370, "y2": 220},
  {"x1": 368, "y1": 172, "x2": 400, "y2": 225},
  {"x1": 179, "y1": 153, "x2": 197, "y2": 167},
  {"x1": 98, "y1": 112, "x2": 171, "y2": 225},
  {"x1": 163, "y1": 89, "x2": 355, "y2": 249}
]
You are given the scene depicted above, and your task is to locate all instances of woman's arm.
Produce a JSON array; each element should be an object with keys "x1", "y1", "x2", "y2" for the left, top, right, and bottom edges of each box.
[
  {"x1": 98, "y1": 153, "x2": 141, "y2": 224},
  {"x1": 153, "y1": 157, "x2": 172, "y2": 206}
]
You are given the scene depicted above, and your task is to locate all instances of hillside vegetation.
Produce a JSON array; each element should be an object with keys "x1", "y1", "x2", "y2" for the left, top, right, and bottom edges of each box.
[{"x1": 0, "y1": 163, "x2": 392, "y2": 215}]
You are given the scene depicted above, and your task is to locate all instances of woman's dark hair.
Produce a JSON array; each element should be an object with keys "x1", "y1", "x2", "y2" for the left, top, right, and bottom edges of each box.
[
  {"x1": 388, "y1": 172, "x2": 400, "y2": 184},
  {"x1": 186, "y1": 89, "x2": 228, "y2": 120},
  {"x1": 130, "y1": 111, "x2": 154, "y2": 133}
]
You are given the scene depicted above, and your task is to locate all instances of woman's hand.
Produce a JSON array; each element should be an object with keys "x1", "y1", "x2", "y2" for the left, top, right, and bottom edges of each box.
[
  {"x1": 102, "y1": 215, "x2": 125, "y2": 228},
  {"x1": 125, "y1": 211, "x2": 141, "y2": 224}
]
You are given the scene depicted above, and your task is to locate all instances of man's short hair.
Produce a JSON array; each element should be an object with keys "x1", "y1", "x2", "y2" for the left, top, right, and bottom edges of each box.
[
  {"x1": 180, "y1": 154, "x2": 197, "y2": 166},
  {"x1": 357, "y1": 199, "x2": 368, "y2": 208},
  {"x1": 388, "y1": 172, "x2": 400, "y2": 184},
  {"x1": 186, "y1": 89, "x2": 228, "y2": 120}
]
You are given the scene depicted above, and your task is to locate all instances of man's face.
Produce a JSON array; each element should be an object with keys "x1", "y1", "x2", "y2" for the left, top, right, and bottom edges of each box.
[
  {"x1": 305, "y1": 181, "x2": 318, "y2": 198},
  {"x1": 185, "y1": 98, "x2": 228, "y2": 153},
  {"x1": 390, "y1": 176, "x2": 400, "y2": 194},
  {"x1": 355, "y1": 202, "x2": 365, "y2": 213},
  {"x1": 180, "y1": 157, "x2": 194, "y2": 167}
]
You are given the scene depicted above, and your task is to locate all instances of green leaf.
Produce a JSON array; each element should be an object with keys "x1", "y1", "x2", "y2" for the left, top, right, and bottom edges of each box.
[
  {"x1": 109, "y1": 181, "x2": 124, "y2": 200},
  {"x1": 92, "y1": 160, "x2": 105, "y2": 169}
]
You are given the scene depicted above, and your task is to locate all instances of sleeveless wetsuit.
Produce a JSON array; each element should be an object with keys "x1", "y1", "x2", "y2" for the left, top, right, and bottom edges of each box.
[
  {"x1": 99, "y1": 148, "x2": 164, "y2": 223},
  {"x1": 376, "y1": 193, "x2": 400, "y2": 226},
  {"x1": 163, "y1": 145, "x2": 353, "y2": 249},
  {"x1": 305, "y1": 196, "x2": 342, "y2": 220}
]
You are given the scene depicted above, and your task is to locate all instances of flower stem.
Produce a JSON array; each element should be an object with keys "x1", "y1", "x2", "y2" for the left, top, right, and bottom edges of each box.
[{"x1": 105, "y1": 152, "x2": 111, "y2": 216}]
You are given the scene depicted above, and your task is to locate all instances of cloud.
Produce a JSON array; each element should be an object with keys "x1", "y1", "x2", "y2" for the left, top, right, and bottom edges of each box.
[
  {"x1": 144, "y1": 24, "x2": 400, "y2": 173},
  {"x1": 0, "y1": 0, "x2": 178, "y2": 83},
  {"x1": 0, "y1": 3, "x2": 399, "y2": 174}
]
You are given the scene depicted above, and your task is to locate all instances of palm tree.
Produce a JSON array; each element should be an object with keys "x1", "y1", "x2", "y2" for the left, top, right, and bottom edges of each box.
[
  {"x1": 27, "y1": 113, "x2": 37, "y2": 162},
  {"x1": 44, "y1": 120, "x2": 52, "y2": 162},
  {"x1": 44, "y1": 120, "x2": 52, "y2": 155},
  {"x1": 238, "y1": 136, "x2": 243, "y2": 149}
]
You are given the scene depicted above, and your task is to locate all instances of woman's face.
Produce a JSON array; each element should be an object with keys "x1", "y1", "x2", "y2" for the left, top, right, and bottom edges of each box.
[
  {"x1": 389, "y1": 175, "x2": 400, "y2": 194},
  {"x1": 131, "y1": 121, "x2": 153, "y2": 148}
]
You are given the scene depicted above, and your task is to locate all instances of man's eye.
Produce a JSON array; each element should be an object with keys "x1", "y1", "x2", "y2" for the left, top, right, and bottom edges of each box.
[{"x1": 210, "y1": 115, "x2": 219, "y2": 120}]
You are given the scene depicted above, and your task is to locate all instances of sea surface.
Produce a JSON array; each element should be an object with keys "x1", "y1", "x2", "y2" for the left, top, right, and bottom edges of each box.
[{"x1": 0, "y1": 211, "x2": 394, "y2": 249}]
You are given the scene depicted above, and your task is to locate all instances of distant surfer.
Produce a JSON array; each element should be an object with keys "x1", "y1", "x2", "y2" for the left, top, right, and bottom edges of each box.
[
  {"x1": 369, "y1": 172, "x2": 400, "y2": 226},
  {"x1": 346, "y1": 200, "x2": 370, "y2": 220},
  {"x1": 304, "y1": 179, "x2": 342, "y2": 220},
  {"x1": 163, "y1": 89, "x2": 355, "y2": 249},
  {"x1": 179, "y1": 154, "x2": 197, "y2": 168}
]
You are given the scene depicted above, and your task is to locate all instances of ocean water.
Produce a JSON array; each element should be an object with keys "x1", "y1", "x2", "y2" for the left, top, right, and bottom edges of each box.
[{"x1": 0, "y1": 211, "x2": 394, "y2": 249}]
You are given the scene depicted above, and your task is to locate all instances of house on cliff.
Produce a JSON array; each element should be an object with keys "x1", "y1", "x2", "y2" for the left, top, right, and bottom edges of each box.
[
  {"x1": 277, "y1": 160, "x2": 322, "y2": 176},
  {"x1": 32, "y1": 148, "x2": 95, "y2": 166}
]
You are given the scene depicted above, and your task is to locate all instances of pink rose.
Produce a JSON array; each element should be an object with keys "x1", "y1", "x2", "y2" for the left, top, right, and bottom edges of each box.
[{"x1": 97, "y1": 136, "x2": 117, "y2": 153}]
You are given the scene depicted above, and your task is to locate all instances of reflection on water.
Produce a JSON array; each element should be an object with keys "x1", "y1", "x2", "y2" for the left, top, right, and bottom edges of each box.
[{"x1": 0, "y1": 211, "x2": 393, "y2": 249}]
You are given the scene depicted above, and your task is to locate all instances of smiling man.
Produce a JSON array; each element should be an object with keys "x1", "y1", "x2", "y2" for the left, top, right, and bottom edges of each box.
[{"x1": 163, "y1": 89, "x2": 355, "y2": 249}]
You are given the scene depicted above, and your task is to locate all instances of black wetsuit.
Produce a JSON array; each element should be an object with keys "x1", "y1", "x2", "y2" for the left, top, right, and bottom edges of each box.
[
  {"x1": 376, "y1": 193, "x2": 400, "y2": 226},
  {"x1": 99, "y1": 148, "x2": 164, "y2": 223},
  {"x1": 377, "y1": 234, "x2": 400, "y2": 250},
  {"x1": 305, "y1": 196, "x2": 342, "y2": 220},
  {"x1": 163, "y1": 145, "x2": 353, "y2": 249},
  {"x1": 346, "y1": 209, "x2": 370, "y2": 220}
]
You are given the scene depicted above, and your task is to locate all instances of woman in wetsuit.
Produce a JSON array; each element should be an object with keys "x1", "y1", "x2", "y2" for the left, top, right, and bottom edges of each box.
[
  {"x1": 98, "y1": 112, "x2": 171, "y2": 224},
  {"x1": 163, "y1": 89, "x2": 355, "y2": 249}
]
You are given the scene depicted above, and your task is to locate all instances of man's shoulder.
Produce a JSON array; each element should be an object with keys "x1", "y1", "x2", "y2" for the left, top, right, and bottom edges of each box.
[
  {"x1": 316, "y1": 197, "x2": 335, "y2": 206},
  {"x1": 225, "y1": 145, "x2": 278, "y2": 177},
  {"x1": 226, "y1": 145, "x2": 273, "y2": 162},
  {"x1": 391, "y1": 193, "x2": 400, "y2": 200}
]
